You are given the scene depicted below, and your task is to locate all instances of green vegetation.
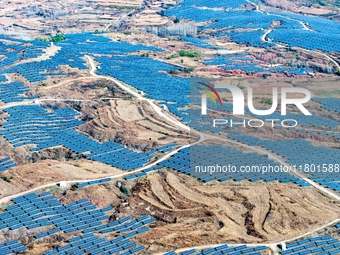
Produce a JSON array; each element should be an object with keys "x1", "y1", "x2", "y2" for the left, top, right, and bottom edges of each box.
[
  {"x1": 309, "y1": 0, "x2": 340, "y2": 8},
  {"x1": 36, "y1": 34, "x2": 66, "y2": 43},
  {"x1": 120, "y1": 184, "x2": 130, "y2": 195},
  {"x1": 159, "y1": 131, "x2": 170, "y2": 136},
  {"x1": 123, "y1": 95, "x2": 133, "y2": 100},
  {"x1": 35, "y1": 37, "x2": 50, "y2": 42},
  {"x1": 42, "y1": 83, "x2": 47, "y2": 86},
  {"x1": 51, "y1": 34, "x2": 66, "y2": 42},
  {"x1": 0, "y1": 202, "x2": 13, "y2": 213},
  {"x1": 260, "y1": 98, "x2": 273, "y2": 105},
  {"x1": 0, "y1": 175, "x2": 13, "y2": 183},
  {"x1": 141, "y1": 52, "x2": 149, "y2": 57},
  {"x1": 49, "y1": 185, "x2": 61, "y2": 196},
  {"x1": 168, "y1": 50, "x2": 201, "y2": 60},
  {"x1": 179, "y1": 50, "x2": 201, "y2": 58},
  {"x1": 183, "y1": 67, "x2": 195, "y2": 73},
  {"x1": 167, "y1": 53, "x2": 179, "y2": 59},
  {"x1": 169, "y1": 69, "x2": 177, "y2": 74},
  {"x1": 310, "y1": 0, "x2": 329, "y2": 6}
]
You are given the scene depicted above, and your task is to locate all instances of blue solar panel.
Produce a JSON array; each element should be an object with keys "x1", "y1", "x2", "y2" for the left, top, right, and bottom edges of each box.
[
  {"x1": 0, "y1": 156, "x2": 17, "y2": 172},
  {"x1": 0, "y1": 191, "x2": 155, "y2": 255}
]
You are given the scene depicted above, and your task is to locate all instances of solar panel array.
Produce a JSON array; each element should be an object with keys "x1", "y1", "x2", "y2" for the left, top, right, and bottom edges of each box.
[
  {"x1": 0, "y1": 105, "x2": 83, "y2": 149},
  {"x1": 76, "y1": 177, "x2": 111, "y2": 189},
  {"x1": 0, "y1": 104, "x2": 176, "y2": 170},
  {"x1": 253, "y1": 112, "x2": 338, "y2": 129},
  {"x1": 172, "y1": 0, "x2": 251, "y2": 9},
  {"x1": 313, "y1": 98, "x2": 340, "y2": 114},
  {"x1": 124, "y1": 164, "x2": 169, "y2": 181},
  {"x1": 228, "y1": 134, "x2": 340, "y2": 191},
  {"x1": 204, "y1": 54, "x2": 266, "y2": 73},
  {"x1": 0, "y1": 81, "x2": 38, "y2": 103},
  {"x1": 0, "y1": 240, "x2": 27, "y2": 254},
  {"x1": 0, "y1": 191, "x2": 155, "y2": 255},
  {"x1": 204, "y1": 53, "x2": 308, "y2": 75},
  {"x1": 0, "y1": 33, "x2": 162, "y2": 83},
  {"x1": 282, "y1": 235, "x2": 340, "y2": 255},
  {"x1": 0, "y1": 157, "x2": 16, "y2": 172},
  {"x1": 166, "y1": 6, "x2": 296, "y2": 32},
  {"x1": 0, "y1": 75, "x2": 7, "y2": 82},
  {"x1": 44, "y1": 233, "x2": 145, "y2": 255},
  {"x1": 187, "y1": 108, "x2": 242, "y2": 134},
  {"x1": 0, "y1": 36, "x2": 49, "y2": 68},
  {"x1": 139, "y1": 145, "x2": 310, "y2": 186},
  {"x1": 268, "y1": 12, "x2": 340, "y2": 52},
  {"x1": 0, "y1": 36, "x2": 29, "y2": 69},
  {"x1": 163, "y1": 244, "x2": 267, "y2": 255},
  {"x1": 21, "y1": 44, "x2": 46, "y2": 59},
  {"x1": 181, "y1": 36, "x2": 220, "y2": 49},
  {"x1": 163, "y1": 235, "x2": 340, "y2": 255},
  {"x1": 228, "y1": 30, "x2": 275, "y2": 49},
  {"x1": 190, "y1": 86, "x2": 339, "y2": 130},
  {"x1": 96, "y1": 55, "x2": 191, "y2": 122},
  {"x1": 165, "y1": 0, "x2": 340, "y2": 52},
  {"x1": 0, "y1": 33, "x2": 193, "y2": 122},
  {"x1": 228, "y1": 134, "x2": 340, "y2": 169},
  {"x1": 123, "y1": 143, "x2": 178, "y2": 180}
]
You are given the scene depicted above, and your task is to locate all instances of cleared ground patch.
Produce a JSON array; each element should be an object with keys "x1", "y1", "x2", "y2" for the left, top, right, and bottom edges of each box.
[
  {"x1": 0, "y1": 159, "x2": 124, "y2": 199},
  {"x1": 118, "y1": 170, "x2": 340, "y2": 252},
  {"x1": 77, "y1": 99, "x2": 190, "y2": 150}
]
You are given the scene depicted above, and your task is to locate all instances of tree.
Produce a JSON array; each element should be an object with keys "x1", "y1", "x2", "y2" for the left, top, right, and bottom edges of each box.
[
  {"x1": 51, "y1": 34, "x2": 66, "y2": 42},
  {"x1": 183, "y1": 67, "x2": 195, "y2": 73},
  {"x1": 179, "y1": 50, "x2": 200, "y2": 58},
  {"x1": 120, "y1": 185, "x2": 130, "y2": 195}
]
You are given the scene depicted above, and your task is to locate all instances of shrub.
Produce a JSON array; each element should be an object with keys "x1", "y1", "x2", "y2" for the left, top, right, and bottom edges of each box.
[
  {"x1": 51, "y1": 34, "x2": 66, "y2": 42},
  {"x1": 179, "y1": 50, "x2": 200, "y2": 58},
  {"x1": 120, "y1": 185, "x2": 130, "y2": 195},
  {"x1": 1, "y1": 175, "x2": 13, "y2": 183}
]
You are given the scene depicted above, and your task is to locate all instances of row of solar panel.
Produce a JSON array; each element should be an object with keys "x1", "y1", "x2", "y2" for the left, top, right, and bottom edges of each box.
[
  {"x1": 0, "y1": 191, "x2": 155, "y2": 255},
  {"x1": 163, "y1": 244, "x2": 266, "y2": 255},
  {"x1": 282, "y1": 234, "x2": 340, "y2": 255},
  {"x1": 0, "y1": 156, "x2": 16, "y2": 172}
]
